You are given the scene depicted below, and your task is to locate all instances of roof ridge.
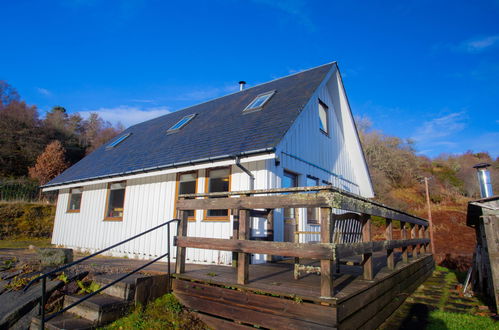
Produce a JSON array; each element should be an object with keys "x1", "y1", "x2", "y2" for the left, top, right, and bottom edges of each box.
[{"x1": 128, "y1": 61, "x2": 337, "y2": 129}]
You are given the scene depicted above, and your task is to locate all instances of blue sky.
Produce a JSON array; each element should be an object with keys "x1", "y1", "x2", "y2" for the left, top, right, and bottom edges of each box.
[{"x1": 1, "y1": 0, "x2": 498, "y2": 158}]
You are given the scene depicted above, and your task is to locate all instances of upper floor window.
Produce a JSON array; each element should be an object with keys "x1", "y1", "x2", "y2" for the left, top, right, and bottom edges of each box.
[
  {"x1": 67, "y1": 187, "x2": 83, "y2": 212},
  {"x1": 318, "y1": 99, "x2": 329, "y2": 135},
  {"x1": 205, "y1": 168, "x2": 230, "y2": 221},
  {"x1": 168, "y1": 114, "x2": 196, "y2": 132},
  {"x1": 243, "y1": 91, "x2": 276, "y2": 113},
  {"x1": 107, "y1": 133, "x2": 131, "y2": 149},
  {"x1": 104, "y1": 181, "x2": 126, "y2": 221}
]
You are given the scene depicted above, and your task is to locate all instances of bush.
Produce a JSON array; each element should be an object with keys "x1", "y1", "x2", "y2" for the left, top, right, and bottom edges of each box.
[{"x1": 0, "y1": 202, "x2": 55, "y2": 239}]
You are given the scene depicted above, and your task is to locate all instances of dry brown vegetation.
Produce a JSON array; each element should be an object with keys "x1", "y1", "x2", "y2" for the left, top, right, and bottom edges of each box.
[{"x1": 358, "y1": 116, "x2": 499, "y2": 268}]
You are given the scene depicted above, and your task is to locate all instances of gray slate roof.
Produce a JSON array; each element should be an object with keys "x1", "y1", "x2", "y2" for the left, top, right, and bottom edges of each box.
[{"x1": 46, "y1": 63, "x2": 334, "y2": 187}]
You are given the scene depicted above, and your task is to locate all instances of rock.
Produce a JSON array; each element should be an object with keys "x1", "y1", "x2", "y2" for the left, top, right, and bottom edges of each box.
[{"x1": 37, "y1": 248, "x2": 73, "y2": 267}]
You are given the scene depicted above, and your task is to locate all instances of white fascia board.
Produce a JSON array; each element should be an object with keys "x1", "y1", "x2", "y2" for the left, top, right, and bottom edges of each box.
[{"x1": 42, "y1": 153, "x2": 276, "y2": 192}]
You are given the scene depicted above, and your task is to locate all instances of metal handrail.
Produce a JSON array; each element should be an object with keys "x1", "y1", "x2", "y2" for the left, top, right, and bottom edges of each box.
[{"x1": 25, "y1": 218, "x2": 180, "y2": 329}]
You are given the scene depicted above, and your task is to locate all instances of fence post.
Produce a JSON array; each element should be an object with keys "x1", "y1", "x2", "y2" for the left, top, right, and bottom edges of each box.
[
  {"x1": 237, "y1": 209, "x2": 250, "y2": 285},
  {"x1": 232, "y1": 209, "x2": 239, "y2": 267},
  {"x1": 411, "y1": 224, "x2": 418, "y2": 259},
  {"x1": 320, "y1": 207, "x2": 334, "y2": 298},
  {"x1": 419, "y1": 225, "x2": 426, "y2": 254},
  {"x1": 401, "y1": 221, "x2": 408, "y2": 263},
  {"x1": 175, "y1": 210, "x2": 189, "y2": 274},
  {"x1": 265, "y1": 209, "x2": 274, "y2": 262},
  {"x1": 385, "y1": 218, "x2": 394, "y2": 270},
  {"x1": 362, "y1": 214, "x2": 373, "y2": 280}
]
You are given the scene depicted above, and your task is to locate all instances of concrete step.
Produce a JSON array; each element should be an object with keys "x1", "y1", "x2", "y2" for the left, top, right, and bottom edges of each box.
[
  {"x1": 30, "y1": 313, "x2": 94, "y2": 330},
  {"x1": 91, "y1": 273, "x2": 143, "y2": 301},
  {"x1": 63, "y1": 294, "x2": 131, "y2": 325}
]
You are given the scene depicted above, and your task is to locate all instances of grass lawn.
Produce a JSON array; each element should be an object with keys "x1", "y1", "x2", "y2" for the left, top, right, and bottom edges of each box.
[
  {"x1": 0, "y1": 238, "x2": 53, "y2": 249},
  {"x1": 428, "y1": 310, "x2": 499, "y2": 329}
]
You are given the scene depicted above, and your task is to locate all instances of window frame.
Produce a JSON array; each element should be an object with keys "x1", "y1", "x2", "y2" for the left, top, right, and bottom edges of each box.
[
  {"x1": 174, "y1": 171, "x2": 198, "y2": 222},
  {"x1": 243, "y1": 90, "x2": 276, "y2": 113},
  {"x1": 318, "y1": 99, "x2": 329, "y2": 136},
  {"x1": 67, "y1": 187, "x2": 83, "y2": 213},
  {"x1": 103, "y1": 181, "x2": 127, "y2": 221},
  {"x1": 203, "y1": 167, "x2": 231, "y2": 222},
  {"x1": 106, "y1": 133, "x2": 131, "y2": 149},
  {"x1": 167, "y1": 114, "x2": 196, "y2": 133}
]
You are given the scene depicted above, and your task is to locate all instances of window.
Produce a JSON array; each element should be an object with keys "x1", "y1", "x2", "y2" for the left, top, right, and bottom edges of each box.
[
  {"x1": 306, "y1": 176, "x2": 320, "y2": 225},
  {"x1": 107, "y1": 133, "x2": 131, "y2": 149},
  {"x1": 205, "y1": 168, "x2": 230, "y2": 220},
  {"x1": 283, "y1": 170, "x2": 298, "y2": 220},
  {"x1": 175, "y1": 171, "x2": 198, "y2": 221},
  {"x1": 67, "y1": 187, "x2": 83, "y2": 212},
  {"x1": 104, "y1": 182, "x2": 126, "y2": 220},
  {"x1": 243, "y1": 91, "x2": 276, "y2": 112},
  {"x1": 318, "y1": 99, "x2": 329, "y2": 135},
  {"x1": 168, "y1": 114, "x2": 196, "y2": 132}
]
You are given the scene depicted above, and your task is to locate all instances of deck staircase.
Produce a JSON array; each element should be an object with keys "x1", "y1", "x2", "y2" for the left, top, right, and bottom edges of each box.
[{"x1": 30, "y1": 273, "x2": 168, "y2": 330}]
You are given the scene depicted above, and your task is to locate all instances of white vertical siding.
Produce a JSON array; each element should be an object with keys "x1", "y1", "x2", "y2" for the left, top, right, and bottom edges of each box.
[{"x1": 51, "y1": 161, "x2": 275, "y2": 265}]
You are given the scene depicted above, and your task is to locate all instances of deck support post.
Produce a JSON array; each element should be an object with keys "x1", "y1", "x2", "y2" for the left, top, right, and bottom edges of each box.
[
  {"x1": 175, "y1": 210, "x2": 189, "y2": 274},
  {"x1": 419, "y1": 225, "x2": 426, "y2": 254},
  {"x1": 265, "y1": 209, "x2": 274, "y2": 262},
  {"x1": 232, "y1": 209, "x2": 239, "y2": 267},
  {"x1": 237, "y1": 209, "x2": 250, "y2": 285},
  {"x1": 320, "y1": 207, "x2": 334, "y2": 298},
  {"x1": 385, "y1": 218, "x2": 395, "y2": 270},
  {"x1": 362, "y1": 214, "x2": 374, "y2": 280},
  {"x1": 411, "y1": 224, "x2": 418, "y2": 259},
  {"x1": 401, "y1": 221, "x2": 408, "y2": 263}
]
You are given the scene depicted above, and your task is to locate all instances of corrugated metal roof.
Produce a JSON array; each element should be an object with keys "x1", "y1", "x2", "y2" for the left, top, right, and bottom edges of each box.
[{"x1": 45, "y1": 63, "x2": 334, "y2": 187}]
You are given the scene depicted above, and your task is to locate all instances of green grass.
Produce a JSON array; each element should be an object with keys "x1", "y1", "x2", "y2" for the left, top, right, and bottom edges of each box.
[
  {"x1": 427, "y1": 310, "x2": 498, "y2": 329},
  {"x1": 100, "y1": 293, "x2": 206, "y2": 330},
  {"x1": 0, "y1": 238, "x2": 53, "y2": 249}
]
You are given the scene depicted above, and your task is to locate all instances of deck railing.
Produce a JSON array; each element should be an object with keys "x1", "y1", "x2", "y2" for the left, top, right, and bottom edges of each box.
[{"x1": 174, "y1": 185, "x2": 430, "y2": 298}]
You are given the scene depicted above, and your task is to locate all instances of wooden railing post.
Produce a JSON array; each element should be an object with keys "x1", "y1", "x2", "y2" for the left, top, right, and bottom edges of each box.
[
  {"x1": 265, "y1": 209, "x2": 274, "y2": 262},
  {"x1": 232, "y1": 208, "x2": 239, "y2": 267},
  {"x1": 320, "y1": 207, "x2": 334, "y2": 298},
  {"x1": 362, "y1": 214, "x2": 373, "y2": 280},
  {"x1": 419, "y1": 225, "x2": 426, "y2": 254},
  {"x1": 401, "y1": 221, "x2": 408, "y2": 263},
  {"x1": 237, "y1": 209, "x2": 250, "y2": 285},
  {"x1": 385, "y1": 218, "x2": 394, "y2": 270},
  {"x1": 175, "y1": 209, "x2": 189, "y2": 274},
  {"x1": 411, "y1": 224, "x2": 418, "y2": 259}
]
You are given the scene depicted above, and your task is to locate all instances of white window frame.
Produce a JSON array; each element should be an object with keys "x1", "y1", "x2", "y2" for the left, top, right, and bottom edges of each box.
[{"x1": 243, "y1": 90, "x2": 276, "y2": 113}]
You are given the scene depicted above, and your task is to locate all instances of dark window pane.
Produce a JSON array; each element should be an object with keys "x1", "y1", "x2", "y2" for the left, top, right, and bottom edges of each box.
[
  {"x1": 207, "y1": 168, "x2": 229, "y2": 217},
  {"x1": 106, "y1": 183, "x2": 125, "y2": 218},
  {"x1": 178, "y1": 173, "x2": 196, "y2": 218},
  {"x1": 69, "y1": 188, "x2": 82, "y2": 211}
]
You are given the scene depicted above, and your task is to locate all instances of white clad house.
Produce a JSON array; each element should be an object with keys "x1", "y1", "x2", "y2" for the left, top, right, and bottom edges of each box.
[{"x1": 43, "y1": 62, "x2": 374, "y2": 265}]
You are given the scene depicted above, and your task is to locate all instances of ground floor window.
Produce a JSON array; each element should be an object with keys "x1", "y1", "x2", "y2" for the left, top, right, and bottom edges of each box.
[
  {"x1": 175, "y1": 171, "x2": 198, "y2": 220},
  {"x1": 104, "y1": 181, "x2": 126, "y2": 220},
  {"x1": 205, "y1": 167, "x2": 230, "y2": 221},
  {"x1": 306, "y1": 176, "x2": 320, "y2": 225},
  {"x1": 67, "y1": 187, "x2": 83, "y2": 212}
]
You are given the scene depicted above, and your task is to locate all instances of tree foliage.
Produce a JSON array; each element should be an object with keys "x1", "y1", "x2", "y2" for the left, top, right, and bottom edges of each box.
[
  {"x1": 28, "y1": 141, "x2": 69, "y2": 185},
  {"x1": 0, "y1": 81, "x2": 123, "y2": 180}
]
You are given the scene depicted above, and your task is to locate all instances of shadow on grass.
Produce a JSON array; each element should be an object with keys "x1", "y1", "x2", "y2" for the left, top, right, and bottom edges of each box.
[{"x1": 398, "y1": 303, "x2": 446, "y2": 330}]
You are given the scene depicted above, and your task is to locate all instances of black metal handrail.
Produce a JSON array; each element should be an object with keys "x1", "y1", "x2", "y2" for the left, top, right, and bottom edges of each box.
[{"x1": 25, "y1": 218, "x2": 180, "y2": 329}]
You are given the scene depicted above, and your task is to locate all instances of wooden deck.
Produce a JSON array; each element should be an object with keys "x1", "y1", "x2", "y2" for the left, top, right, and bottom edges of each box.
[{"x1": 173, "y1": 253, "x2": 435, "y2": 329}]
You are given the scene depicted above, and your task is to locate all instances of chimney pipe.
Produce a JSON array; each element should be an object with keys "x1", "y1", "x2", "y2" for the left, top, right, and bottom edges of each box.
[
  {"x1": 239, "y1": 81, "x2": 246, "y2": 91},
  {"x1": 473, "y1": 163, "x2": 494, "y2": 198}
]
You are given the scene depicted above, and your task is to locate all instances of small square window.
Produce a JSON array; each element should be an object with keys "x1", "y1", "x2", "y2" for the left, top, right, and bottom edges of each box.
[
  {"x1": 106, "y1": 133, "x2": 131, "y2": 149},
  {"x1": 243, "y1": 91, "x2": 276, "y2": 112},
  {"x1": 168, "y1": 114, "x2": 196, "y2": 132},
  {"x1": 318, "y1": 100, "x2": 329, "y2": 135},
  {"x1": 67, "y1": 187, "x2": 83, "y2": 212}
]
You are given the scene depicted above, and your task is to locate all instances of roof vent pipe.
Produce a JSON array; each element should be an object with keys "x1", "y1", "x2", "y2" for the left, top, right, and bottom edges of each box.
[
  {"x1": 473, "y1": 163, "x2": 494, "y2": 198},
  {"x1": 239, "y1": 81, "x2": 246, "y2": 91}
]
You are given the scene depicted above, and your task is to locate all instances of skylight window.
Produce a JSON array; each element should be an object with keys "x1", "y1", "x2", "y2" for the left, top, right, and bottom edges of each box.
[
  {"x1": 106, "y1": 133, "x2": 131, "y2": 149},
  {"x1": 167, "y1": 114, "x2": 196, "y2": 132},
  {"x1": 243, "y1": 90, "x2": 276, "y2": 113}
]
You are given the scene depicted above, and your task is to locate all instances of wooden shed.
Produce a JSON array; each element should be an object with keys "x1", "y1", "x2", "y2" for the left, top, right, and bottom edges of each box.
[{"x1": 467, "y1": 195, "x2": 499, "y2": 311}]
